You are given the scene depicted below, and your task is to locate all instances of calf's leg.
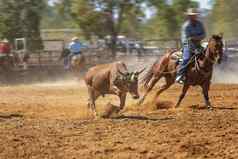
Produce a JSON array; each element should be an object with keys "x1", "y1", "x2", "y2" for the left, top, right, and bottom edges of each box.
[
  {"x1": 87, "y1": 86, "x2": 100, "y2": 116},
  {"x1": 119, "y1": 93, "x2": 127, "y2": 110}
]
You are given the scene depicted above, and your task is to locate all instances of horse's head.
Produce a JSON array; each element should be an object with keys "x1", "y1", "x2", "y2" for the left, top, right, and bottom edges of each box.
[{"x1": 207, "y1": 34, "x2": 224, "y2": 64}]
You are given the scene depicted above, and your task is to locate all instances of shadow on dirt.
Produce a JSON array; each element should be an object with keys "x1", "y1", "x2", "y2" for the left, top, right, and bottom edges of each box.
[
  {"x1": 0, "y1": 113, "x2": 23, "y2": 119},
  {"x1": 111, "y1": 114, "x2": 175, "y2": 121},
  {"x1": 213, "y1": 106, "x2": 238, "y2": 110},
  {"x1": 188, "y1": 105, "x2": 238, "y2": 110},
  {"x1": 155, "y1": 101, "x2": 174, "y2": 109}
]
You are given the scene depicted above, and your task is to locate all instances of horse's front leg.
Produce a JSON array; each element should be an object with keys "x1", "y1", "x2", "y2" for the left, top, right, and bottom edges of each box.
[
  {"x1": 138, "y1": 75, "x2": 162, "y2": 105},
  {"x1": 175, "y1": 84, "x2": 190, "y2": 108},
  {"x1": 201, "y1": 83, "x2": 212, "y2": 110}
]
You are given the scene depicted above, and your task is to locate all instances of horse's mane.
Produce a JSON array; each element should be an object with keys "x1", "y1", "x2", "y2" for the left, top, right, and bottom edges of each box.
[{"x1": 211, "y1": 34, "x2": 223, "y2": 41}]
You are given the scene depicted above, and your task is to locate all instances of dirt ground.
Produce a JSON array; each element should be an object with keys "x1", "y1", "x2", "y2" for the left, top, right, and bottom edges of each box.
[{"x1": 0, "y1": 80, "x2": 238, "y2": 159}]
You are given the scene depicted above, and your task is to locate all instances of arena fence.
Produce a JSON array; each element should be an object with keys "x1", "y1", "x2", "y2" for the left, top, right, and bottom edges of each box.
[{"x1": 0, "y1": 38, "x2": 237, "y2": 84}]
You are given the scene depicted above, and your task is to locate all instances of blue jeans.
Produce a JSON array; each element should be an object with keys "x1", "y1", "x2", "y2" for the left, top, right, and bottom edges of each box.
[
  {"x1": 177, "y1": 43, "x2": 196, "y2": 78},
  {"x1": 64, "y1": 56, "x2": 70, "y2": 70}
]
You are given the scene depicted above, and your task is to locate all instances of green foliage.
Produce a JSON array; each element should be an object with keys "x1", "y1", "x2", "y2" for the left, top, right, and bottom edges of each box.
[
  {"x1": 68, "y1": 0, "x2": 146, "y2": 55},
  {"x1": 0, "y1": 0, "x2": 45, "y2": 51},
  {"x1": 22, "y1": 0, "x2": 45, "y2": 51},
  {"x1": 41, "y1": 4, "x2": 77, "y2": 29},
  {"x1": 44, "y1": 0, "x2": 77, "y2": 29},
  {"x1": 69, "y1": 0, "x2": 146, "y2": 38},
  {"x1": 143, "y1": 0, "x2": 198, "y2": 39},
  {"x1": 0, "y1": 0, "x2": 24, "y2": 40},
  {"x1": 210, "y1": 0, "x2": 238, "y2": 38},
  {"x1": 70, "y1": 0, "x2": 108, "y2": 39},
  {"x1": 0, "y1": 15, "x2": 6, "y2": 38}
]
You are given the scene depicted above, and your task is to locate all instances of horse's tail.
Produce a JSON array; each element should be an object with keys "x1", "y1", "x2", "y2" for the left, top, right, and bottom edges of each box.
[
  {"x1": 140, "y1": 59, "x2": 159, "y2": 89},
  {"x1": 141, "y1": 50, "x2": 173, "y2": 89}
]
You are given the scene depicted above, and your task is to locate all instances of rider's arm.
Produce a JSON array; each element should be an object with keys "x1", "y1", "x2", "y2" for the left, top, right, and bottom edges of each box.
[{"x1": 181, "y1": 22, "x2": 190, "y2": 44}]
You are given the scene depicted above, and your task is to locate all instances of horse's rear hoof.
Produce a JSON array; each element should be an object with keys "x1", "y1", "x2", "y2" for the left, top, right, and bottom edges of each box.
[
  {"x1": 207, "y1": 106, "x2": 213, "y2": 111},
  {"x1": 137, "y1": 101, "x2": 142, "y2": 105},
  {"x1": 174, "y1": 104, "x2": 179, "y2": 109},
  {"x1": 93, "y1": 115, "x2": 101, "y2": 120},
  {"x1": 137, "y1": 98, "x2": 144, "y2": 105}
]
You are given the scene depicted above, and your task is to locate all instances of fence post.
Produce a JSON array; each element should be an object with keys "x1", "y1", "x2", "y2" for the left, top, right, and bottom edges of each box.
[
  {"x1": 38, "y1": 50, "x2": 42, "y2": 68},
  {"x1": 224, "y1": 40, "x2": 228, "y2": 53}
]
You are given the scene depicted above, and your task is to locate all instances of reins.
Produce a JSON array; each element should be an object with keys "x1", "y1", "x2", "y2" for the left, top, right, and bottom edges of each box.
[{"x1": 194, "y1": 45, "x2": 219, "y2": 77}]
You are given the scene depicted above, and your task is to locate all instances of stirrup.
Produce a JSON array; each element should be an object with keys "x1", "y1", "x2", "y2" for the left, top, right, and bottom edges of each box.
[{"x1": 175, "y1": 76, "x2": 184, "y2": 84}]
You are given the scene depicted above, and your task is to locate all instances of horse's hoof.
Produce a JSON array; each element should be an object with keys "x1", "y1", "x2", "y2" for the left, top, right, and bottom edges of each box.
[
  {"x1": 170, "y1": 107, "x2": 177, "y2": 111},
  {"x1": 87, "y1": 105, "x2": 91, "y2": 109},
  {"x1": 174, "y1": 104, "x2": 179, "y2": 109},
  {"x1": 207, "y1": 106, "x2": 213, "y2": 111},
  {"x1": 137, "y1": 98, "x2": 144, "y2": 105},
  {"x1": 93, "y1": 114, "x2": 101, "y2": 120}
]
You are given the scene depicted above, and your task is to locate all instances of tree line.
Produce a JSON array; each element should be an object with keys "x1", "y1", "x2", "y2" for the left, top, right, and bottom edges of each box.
[
  {"x1": 0, "y1": 0, "x2": 45, "y2": 51},
  {"x1": 0, "y1": 0, "x2": 237, "y2": 52}
]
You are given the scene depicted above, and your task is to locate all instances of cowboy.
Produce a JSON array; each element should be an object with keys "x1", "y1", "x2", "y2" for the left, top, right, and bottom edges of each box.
[
  {"x1": 65, "y1": 36, "x2": 82, "y2": 70},
  {"x1": 176, "y1": 8, "x2": 206, "y2": 83}
]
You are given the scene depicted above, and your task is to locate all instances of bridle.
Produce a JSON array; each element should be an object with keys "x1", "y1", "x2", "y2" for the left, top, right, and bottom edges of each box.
[
  {"x1": 203, "y1": 38, "x2": 223, "y2": 65},
  {"x1": 195, "y1": 38, "x2": 223, "y2": 77}
]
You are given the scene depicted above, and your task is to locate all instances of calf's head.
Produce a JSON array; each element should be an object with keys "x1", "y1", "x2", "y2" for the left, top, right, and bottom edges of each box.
[{"x1": 116, "y1": 68, "x2": 145, "y2": 99}]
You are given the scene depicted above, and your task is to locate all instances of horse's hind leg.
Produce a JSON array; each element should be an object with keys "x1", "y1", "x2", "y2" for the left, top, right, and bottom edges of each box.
[
  {"x1": 138, "y1": 74, "x2": 162, "y2": 105},
  {"x1": 153, "y1": 76, "x2": 174, "y2": 102},
  {"x1": 175, "y1": 84, "x2": 190, "y2": 108}
]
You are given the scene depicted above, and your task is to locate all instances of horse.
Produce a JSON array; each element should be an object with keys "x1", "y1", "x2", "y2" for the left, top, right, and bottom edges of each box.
[
  {"x1": 60, "y1": 48, "x2": 85, "y2": 73},
  {"x1": 71, "y1": 54, "x2": 85, "y2": 72},
  {"x1": 139, "y1": 34, "x2": 224, "y2": 110}
]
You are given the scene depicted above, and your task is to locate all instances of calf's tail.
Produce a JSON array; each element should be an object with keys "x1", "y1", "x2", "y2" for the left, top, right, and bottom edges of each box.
[{"x1": 140, "y1": 59, "x2": 159, "y2": 89}]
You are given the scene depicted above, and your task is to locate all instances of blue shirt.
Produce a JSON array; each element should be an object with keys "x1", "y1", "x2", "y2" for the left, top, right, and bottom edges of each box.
[
  {"x1": 68, "y1": 41, "x2": 81, "y2": 54},
  {"x1": 181, "y1": 20, "x2": 206, "y2": 45}
]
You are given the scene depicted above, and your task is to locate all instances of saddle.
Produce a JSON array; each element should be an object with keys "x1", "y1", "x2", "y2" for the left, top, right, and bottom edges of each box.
[
  {"x1": 71, "y1": 54, "x2": 85, "y2": 66},
  {"x1": 171, "y1": 44, "x2": 206, "y2": 65}
]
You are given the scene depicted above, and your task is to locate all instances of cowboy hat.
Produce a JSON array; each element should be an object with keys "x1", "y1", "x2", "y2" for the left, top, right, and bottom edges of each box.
[
  {"x1": 185, "y1": 8, "x2": 200, "y2": 16},
  {"x1": 72, "y1": 36, "x2": 79, "y2": 41},
  {"x1": 2, "y1": 39, "x2": 9, "y2": 43}
]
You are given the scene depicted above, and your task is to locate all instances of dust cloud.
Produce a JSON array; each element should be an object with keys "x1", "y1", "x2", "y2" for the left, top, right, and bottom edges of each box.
[
  {"x1": 121, "y1": 55, "x2": 238, "y2": 84},
  {"x1": 32, "y1": 79, "x2": 83, "y2": 87},
  {"x1": 213, "y1": 60, "x2": 238, "y2": 84},
  {"x1": 2, "y1": 55, "x2": 236, "y2": 87}
]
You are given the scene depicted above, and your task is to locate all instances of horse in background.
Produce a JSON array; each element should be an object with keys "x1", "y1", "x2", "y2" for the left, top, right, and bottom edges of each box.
[
  {"x1": 139, "y1": 34, "x2": 224, "y2": 110},
  {"x1": 59, "y1": 48, "x2": 85, "y2": 73}
]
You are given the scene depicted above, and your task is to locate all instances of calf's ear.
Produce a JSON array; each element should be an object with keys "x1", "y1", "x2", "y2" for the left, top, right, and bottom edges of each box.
[{"x1": 118, "y1": 69, "x2": 126, "y2": 76}]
